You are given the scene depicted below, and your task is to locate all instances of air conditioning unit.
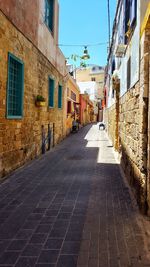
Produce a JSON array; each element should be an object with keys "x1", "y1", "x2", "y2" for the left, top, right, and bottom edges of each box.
[{"x1": 115, "y1": 44, "x2": 127, "y2": 57}]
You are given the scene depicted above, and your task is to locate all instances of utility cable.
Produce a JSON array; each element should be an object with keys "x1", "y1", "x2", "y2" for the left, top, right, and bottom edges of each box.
[
  {"x1": 57, "y1": 42, "x2": 108, "y2": 47},
  {"x1": 107, "y1": 0, "x2": 111, "y2": 49}
]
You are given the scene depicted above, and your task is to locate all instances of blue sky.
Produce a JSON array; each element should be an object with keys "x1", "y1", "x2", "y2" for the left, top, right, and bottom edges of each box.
[{"x1": 59, "y1": 0, "x2": 117, "y2": 67}]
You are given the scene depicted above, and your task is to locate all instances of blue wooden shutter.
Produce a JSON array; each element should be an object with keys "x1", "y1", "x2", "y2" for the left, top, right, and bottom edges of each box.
[
  {"x1": 124, "y1": 0, "x2": 130, "y2": 44},
  {"x1": 122, "y1": 0, "x2": 126, "y2": 44},
  {"x1": 49, "y1": 0, "x2": 54, "y2": 31},
  {"x1": 45, "y1": 0, "x2": 54, "y2": 32},
  {"x1": 49, "y1": 78, "x2": 55, "y2": 107},
  {"x1": 130, "y1": 0, "x2": 137, "y2": 26},
  {"x1": 111, "y1": 58, "x2": 116, "y2": 74},
  {"x1": 58, "y1": 85, "x2": 62, "y2": 108}
]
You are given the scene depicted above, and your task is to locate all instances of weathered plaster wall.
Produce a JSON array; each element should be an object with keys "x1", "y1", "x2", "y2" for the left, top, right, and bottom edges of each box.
[
  {"x1": 38, "y1": 0, "x2": 66, "y2": 76},
  {"x1": 0, "y1": 11, "x2": 66, "y2": 178},
  {"x1": 0, "y1": 0, "x2": 66, "y2": 76},
  {"x1": 0, "y1": 0, "x2": 39, "y2": 44}
]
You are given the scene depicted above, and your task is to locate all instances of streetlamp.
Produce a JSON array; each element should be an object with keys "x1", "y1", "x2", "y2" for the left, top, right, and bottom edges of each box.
[{"x1": 81, "y1": 46, "x2": 90, "y2": 60}]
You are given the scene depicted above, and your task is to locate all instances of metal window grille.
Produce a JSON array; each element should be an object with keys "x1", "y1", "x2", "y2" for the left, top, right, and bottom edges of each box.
[
  {"x1": 49, "y1": 78, "x2": 55, "y2": 107},
  {"x1": 71, "y1": 91, "x2": 76, "y2": 101},
  {"x1": 58, "y1": 85, "x2": 62, "y2": 108},
  {"x1": 7, "y1": 53, "x2": 24, "y2": 118}
]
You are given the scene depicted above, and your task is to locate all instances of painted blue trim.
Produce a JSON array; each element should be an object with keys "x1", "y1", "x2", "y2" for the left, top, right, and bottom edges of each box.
[
  {"x1": 8, "y1": 52, "x2": 24, "y2": 65},
  {"x1": 7, "y1": 116, "x2": 23, "y2": 119}
]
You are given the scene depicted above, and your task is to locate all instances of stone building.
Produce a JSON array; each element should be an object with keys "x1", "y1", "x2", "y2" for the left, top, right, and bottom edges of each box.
[
  {"x1": 80, "y1": 94, "x2": 94, "y2": 126},
  {"x1": 0, "y1": 0, "x2": 68, "y2": 178},
  {"x1": 76, "y1": 65, "x2": 105, "y2": 122},
  {"x1": 66, "y1": 76, "x2": 80, "y2": 135},
  {"x1": 104, "y1": 0, "x2": 150, "y2": 214}
]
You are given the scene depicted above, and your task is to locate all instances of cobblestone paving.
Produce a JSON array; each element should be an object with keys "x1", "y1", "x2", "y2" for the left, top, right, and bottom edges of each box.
[{"x1": 0, "y1": 124, "x2": 150, "y2": 267}]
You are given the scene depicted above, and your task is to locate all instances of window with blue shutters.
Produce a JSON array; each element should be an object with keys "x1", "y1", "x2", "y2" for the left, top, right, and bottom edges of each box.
[
  {"x1": 45, "y1": 0, "x2": 54, "y2": 33},
  {"x1": 130, "y1": 0, "x2": 137, "y2": 27},
  {"x1": 124, "y1": 0, "x2": 130, "y2": 44},
  {"x1": 7, "y1": 53, "x2": 24, "y2": 119},
  {"x1": 124, "y1": 0, "x2": 137, "y2": 44},
  {"x1": 58, "y1": 85, "x2": 62, "y2": 109},
  {"x1": 49, "y1": 78, "x2": 55, "y2": 108}
]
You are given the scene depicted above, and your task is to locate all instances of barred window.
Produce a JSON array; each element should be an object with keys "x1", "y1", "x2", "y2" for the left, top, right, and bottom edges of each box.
[
  {"x1": 7, "y1": 53, "x2": 24, "y2": 118},
  {"x1": 58, "y1": 85, "x2": 62, "y2": 108},
  {"x1": 49, "y1": 78, "x2": 55, "y2": 108},
  {"x1": 71, "y1": 91, "x2": 76, "y2": 101},
  {"x1": 45, "y1": 0, "x2": 54, "y2": 33}
]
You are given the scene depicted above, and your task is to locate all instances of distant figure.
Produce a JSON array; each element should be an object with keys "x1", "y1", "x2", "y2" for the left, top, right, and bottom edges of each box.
[
  {"x1": 99, "y1": 121, "x2": 105, "y2": 130},
  {"x1": 72, "y1": 119, "x2": 78, "y2": 132}
]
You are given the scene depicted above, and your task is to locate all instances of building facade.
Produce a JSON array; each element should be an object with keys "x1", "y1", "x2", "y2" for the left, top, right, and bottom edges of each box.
[
  {"x1": 80, "y1": 94, "x2": 94, "y2": 126},
  {"x1": 66, "y1": 76, "x2": 80, "y2": 135},
  {"x1": 0, "y1": 0, "x2": 67, "y2": 178},
  {"x1": 76, "y1": 65, "x2": 105, "y2": 122},
  {"x1": 104, "y1": 0, "x2": 150, "y2": 213}
]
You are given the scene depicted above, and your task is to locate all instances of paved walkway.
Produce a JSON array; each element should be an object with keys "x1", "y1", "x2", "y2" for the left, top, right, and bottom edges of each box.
[{"x1": 0, "y1": 124, "x2": 150, "y2": 267}]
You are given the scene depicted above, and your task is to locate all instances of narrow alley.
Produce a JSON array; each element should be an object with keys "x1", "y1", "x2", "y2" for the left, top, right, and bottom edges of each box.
[{"x1": 0, "y1": 124, "x2": 149, "y2": 267}]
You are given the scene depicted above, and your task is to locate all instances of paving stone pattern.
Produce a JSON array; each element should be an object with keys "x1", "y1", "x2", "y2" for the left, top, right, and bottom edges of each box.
[{"x1": 0, "y1": 124, "x2": 149, "y2": 267}]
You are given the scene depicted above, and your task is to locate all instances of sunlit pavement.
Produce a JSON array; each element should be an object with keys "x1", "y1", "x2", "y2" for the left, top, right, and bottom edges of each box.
[{"x1": 0, "y1": 124, "x2": 149, "y2": 267}]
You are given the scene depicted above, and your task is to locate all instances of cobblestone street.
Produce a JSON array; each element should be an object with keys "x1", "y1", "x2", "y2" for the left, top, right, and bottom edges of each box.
[{"x1": 0, "y1": 124, "x2": 150, "y2": 267}]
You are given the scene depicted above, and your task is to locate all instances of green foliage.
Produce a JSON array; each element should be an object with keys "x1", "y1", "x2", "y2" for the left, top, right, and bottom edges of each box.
[
  {"x1": 36, "y1": 95, "x2": 45, "y2": 102},
  {"x1": 80, "y1": 61, "x2": 87, "y2": 68}
]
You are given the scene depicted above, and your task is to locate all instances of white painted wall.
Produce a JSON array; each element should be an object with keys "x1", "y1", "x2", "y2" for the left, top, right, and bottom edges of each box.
[
  {"x1": 108, "y1": 0, "x2": 141, "y2": 108},
  {"x1": 77, "y1": 81, "x2": 98, "y2": 102}
]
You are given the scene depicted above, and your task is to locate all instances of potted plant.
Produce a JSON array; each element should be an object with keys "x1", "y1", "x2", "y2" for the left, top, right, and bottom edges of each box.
[{"x1": 35, "y1": 95, "x2": 46, "y2": 107}]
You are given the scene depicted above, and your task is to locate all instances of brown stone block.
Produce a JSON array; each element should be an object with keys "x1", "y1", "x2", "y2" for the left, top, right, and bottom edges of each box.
[{"x1": 0, "y1": 11, "x2": 67, "y2": 177}]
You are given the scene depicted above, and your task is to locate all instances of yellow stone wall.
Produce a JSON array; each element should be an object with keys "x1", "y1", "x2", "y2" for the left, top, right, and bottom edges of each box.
[
  {"x1": 104, "y1": 104, "x2": 116, "y2": 147},
  {"x1": 76, "y1": 67, "x2": 104, "y2": 83},
  {"x1": 66, "y1": 77, "x2": 80, "y2": 135},
  {"x1": 0, "y1": 11, "x2": 66, "y2": 178},
  {"x1": 105, "y1": 81, "x2": 148, "y2": 211},
  {"x1": 76, "y1": 66, "x2": 105, "y2": 100}
]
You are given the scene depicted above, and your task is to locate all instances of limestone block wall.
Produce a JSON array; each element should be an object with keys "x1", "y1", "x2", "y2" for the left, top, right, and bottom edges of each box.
[
  {"x1": 0, "y1": 11, "x2": 66, "y2": 178},
  {"x1": 105, "y1": 81, "x2": 148, "y2": 211},
  {"x1": 104, "y1": 104, "x2": 116, "y2": 148},
  {"x1": 104, "y1": 7, "x2": 150, "y2": 214},
  {"x1": 141, "y1": 26, "x2": 150, "y2": 213},
  {"x1": 119, "y1": 84, "x2": 145, "y2": 206}
]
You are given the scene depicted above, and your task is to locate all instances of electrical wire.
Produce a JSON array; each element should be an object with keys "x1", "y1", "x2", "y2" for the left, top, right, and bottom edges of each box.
[
  {"x1": 107, "y1": 0, "x2": 111, "y2": 49},
  {"x1": 57, "y1": 42, "x2": 108, "y2": 47}
]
